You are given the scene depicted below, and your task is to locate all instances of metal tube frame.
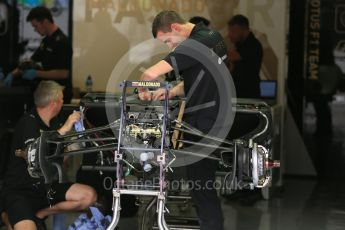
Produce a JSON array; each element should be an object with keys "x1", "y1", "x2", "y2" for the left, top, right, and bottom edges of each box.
[{"x1": 107, "y1": 81, "x2": 172, "y2": 230}]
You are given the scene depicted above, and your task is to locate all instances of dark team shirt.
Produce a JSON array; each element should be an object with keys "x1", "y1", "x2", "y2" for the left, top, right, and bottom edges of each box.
[
  {"x1": 3, "y1": 108, "x2": 62, "y2": 191},
  {"x1": 232, "y1": 32, "x2": 263, "y2": 98},
  {"x1": 164, "y1": 23, "x2": 229, "y2": 132},
  {"x1": 31, "y1": 28, "x2": 73, "y2": 103}
]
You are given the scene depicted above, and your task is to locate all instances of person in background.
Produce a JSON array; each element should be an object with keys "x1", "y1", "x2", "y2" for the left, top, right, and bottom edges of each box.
[
  {"x1": 227, "y1": 15, "x2": 263, "y2": 98},
  {"x1": 1, "y1": 81, "x2": 97, "y2": 230},
  {"x1": 3, "y1": 6, "x2": 73, "y2": 103},
  {"x1": 206, "y1": 0, "x2": 278, "y2": 81}
]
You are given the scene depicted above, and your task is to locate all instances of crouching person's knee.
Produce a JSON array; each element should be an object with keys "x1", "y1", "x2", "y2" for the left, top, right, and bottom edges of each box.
[
  {"x1": 67, "y1": 184, "x2": 97, "y2": 210},
  {"x1": 82, "y1": 186, "x2": 97, "y2": 208}
]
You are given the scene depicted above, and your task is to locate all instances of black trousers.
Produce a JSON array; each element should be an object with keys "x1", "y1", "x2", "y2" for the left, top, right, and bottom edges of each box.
[
  {"x1": 182, "y1": 117, "x2": 224, "y2": 230},
  {"x1": 186, "y1": 158, "x2": 224, "y2": 230}
]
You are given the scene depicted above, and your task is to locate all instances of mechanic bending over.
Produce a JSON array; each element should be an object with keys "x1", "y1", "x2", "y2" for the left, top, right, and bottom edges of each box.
[
  {"x1": 1, "y1": 81, "x2": 97, "y2": 230},
  {"x1": 138, "y1": 11, "x2": 229, "y2": 230},
  {"x1": 3, "y1": 6, "x2": 73, "y2": 103}
]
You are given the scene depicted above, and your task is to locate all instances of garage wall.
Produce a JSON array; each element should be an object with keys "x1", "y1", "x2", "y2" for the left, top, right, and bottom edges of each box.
[{"x1": 73, "y1": 0, "x2": 289, "y2": 103}]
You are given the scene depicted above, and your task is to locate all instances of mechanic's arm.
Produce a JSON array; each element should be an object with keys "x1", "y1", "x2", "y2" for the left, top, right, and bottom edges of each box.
[
  {"x1": 36, "y1": 69, "x2": 69, "y2": 80},
  {"x1": 152, "y1": 81, "x2": 184, "y2": 101},
  {"x1": 139, "y1": 60, "x2": 173, "y2": 100},
  {"x1": 3, "y1": 68, "x2": 69, "y2": 87},
  {"x1": 20, "y1": 68, "x2": 69, "y2": 81},
  {"x1": 171, "y1": 81, "x2": 184, "y2": 97},
  {"x1": 10, "y1": 68, "x2": 22, "y2": 77},
  {"x1": 228, "y1": 49, "x2": 242, "y2": 62},
  {"x1": 140, "y1": 60, "x2": 173, "y2": 81},
  {"x1": 58, "y1": 112, "x2": 80, "y2": 135}
]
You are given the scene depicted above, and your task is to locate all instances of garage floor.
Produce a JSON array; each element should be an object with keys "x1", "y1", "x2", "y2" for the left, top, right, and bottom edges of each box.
[
  {"x1": 93, "y1": 177, "x2": 342, "y2": 230},
  {"x1": 12, "y1": 177, "x2": 336, "y2": 230}
]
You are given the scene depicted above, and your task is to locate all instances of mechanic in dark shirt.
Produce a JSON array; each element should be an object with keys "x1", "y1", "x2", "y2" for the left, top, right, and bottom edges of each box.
[
  {"x1": 3, "y1": 6, "x2": 73, "y2": 103},
  {"x1": 189, "y1": 16, "x2": 210, "y2": 27},
  {"x1": 138, "y1": 11, "x2": 230, "y2": 230},
  {"x1": 1, "y1": 81, "x2": 96, "y2": 230},
  {"x1": 228, "y1": 15, "x2": 263, "y2": 98}
]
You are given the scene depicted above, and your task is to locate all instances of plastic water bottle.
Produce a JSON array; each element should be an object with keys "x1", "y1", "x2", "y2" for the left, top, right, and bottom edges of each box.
[{"x1": 85, "y1": 75, "x2": 93, "y2": 93}]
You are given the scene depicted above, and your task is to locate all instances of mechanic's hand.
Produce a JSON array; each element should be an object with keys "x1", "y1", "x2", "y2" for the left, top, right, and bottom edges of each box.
[
  {"x1": 15, "y1": 148, "x2": 28, "y2": 162},
  {"x1": 139, "y1": 91, "x2": 152, "y2": 101},
  {"x1": 152, "y1": 88, "x2": 175, "y2": 101},
  {"x1": 3, "y1": 73, "x2": 14, "y2": 87},
  {"x1": 22, "y1": 69, "x2": 37, "y2": 81},
  {"x1": 12, "y1": 68, "x2": 23, "y2": 77},
  {"x1": 228, "y1": 50, "x2": 242, "y2": 62},
  {"x1": 59, "y1": 111, "x2": 81, "y2": 135}
]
